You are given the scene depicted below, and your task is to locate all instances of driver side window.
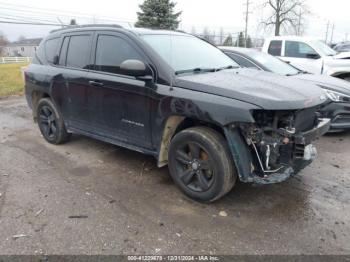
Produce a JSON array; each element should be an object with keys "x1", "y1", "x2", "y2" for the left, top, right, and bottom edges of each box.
[
  {"x1": 285, "y1": 41, "x2": 318, "y2": 58},
  {"x1": 95, "y1": 35, "x2": 143, "y2": 75}
]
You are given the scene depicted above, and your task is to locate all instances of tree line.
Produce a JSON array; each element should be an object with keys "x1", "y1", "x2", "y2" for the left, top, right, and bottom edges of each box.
[{"x1": 135, "y1": 0, "x2": 309, "y2": 38}]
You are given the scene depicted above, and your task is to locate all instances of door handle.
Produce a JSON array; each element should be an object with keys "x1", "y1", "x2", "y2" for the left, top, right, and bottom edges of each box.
[{"x1": 88, "y1": 80, "x2": 104, "y2": 87}]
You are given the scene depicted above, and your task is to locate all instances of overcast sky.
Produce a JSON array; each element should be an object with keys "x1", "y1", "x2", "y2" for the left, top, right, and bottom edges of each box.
[{"x1": 0, "y1": 0, "x2": 349, "y2": 42}]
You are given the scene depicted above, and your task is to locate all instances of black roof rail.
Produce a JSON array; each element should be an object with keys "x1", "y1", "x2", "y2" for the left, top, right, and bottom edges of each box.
[{"x1": 50, "y1": 24, "x2": 123, "y2": 33}]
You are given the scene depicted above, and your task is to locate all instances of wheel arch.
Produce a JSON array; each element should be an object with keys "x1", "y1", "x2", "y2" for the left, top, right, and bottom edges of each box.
[
  {"x1": 31, "y1": 90, "x2": 51, "y2": 121},
  {"x1": 157, "y1": 115, "x2": 227, "y2": 167},
  {"x1": 157, "y1": 115, "x2": 255, "y2": 183}
]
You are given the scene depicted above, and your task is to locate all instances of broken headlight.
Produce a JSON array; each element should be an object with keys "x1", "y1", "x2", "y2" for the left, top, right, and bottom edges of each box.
[{"x1": 324, "y1": 89, "x2": 350, "y2": 103}]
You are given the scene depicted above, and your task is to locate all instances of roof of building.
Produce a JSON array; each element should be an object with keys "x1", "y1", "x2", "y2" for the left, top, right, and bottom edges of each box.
[{"x1": 7, "y1": 38, "x2": 42, "y2": 46}]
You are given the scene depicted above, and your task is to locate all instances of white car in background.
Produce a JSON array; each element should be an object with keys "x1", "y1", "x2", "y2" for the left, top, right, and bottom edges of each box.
[{"x1": 262, "y1": 36, "x2": 350, "y2": 81}]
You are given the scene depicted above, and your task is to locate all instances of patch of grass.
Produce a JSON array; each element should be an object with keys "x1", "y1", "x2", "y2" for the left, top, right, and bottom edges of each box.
[{"x1": 0, "y1": 63, "x2": 29, "y2": 97}]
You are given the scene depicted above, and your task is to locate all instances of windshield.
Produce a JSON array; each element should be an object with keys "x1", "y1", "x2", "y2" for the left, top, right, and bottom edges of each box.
[
  {"x1": 141, "y1": 34, "x2": 238, "y2": 73},
  {"x1": 248, "y1": 51, "x2": 300, "y2": 76},
  {"x1": 312, "y1": 40, "x2": 337, "y2": 56}
]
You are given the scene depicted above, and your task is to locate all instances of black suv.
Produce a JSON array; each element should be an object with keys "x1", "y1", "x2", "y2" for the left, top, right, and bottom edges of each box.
[{"x1": 25, "y1": 25, "x2": 330, "y2": 202}]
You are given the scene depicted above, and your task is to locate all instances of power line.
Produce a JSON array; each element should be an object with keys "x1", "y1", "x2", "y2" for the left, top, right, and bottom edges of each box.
[
  {"x1": 0, "y1": 20, "x2": 65, "y2": 26},
  {"x1": 0, "y1": 4, "x2": 135, "y2": 24},
  {"x1": 0, "y1": 13, "x2": 59, "y2": 24}
]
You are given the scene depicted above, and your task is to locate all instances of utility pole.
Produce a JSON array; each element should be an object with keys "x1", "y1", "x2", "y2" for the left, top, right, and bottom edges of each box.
[
  {"x1": 325, "y1": 20, "x2": 330, "y2": 43},
  {"x1": 244, "y1": 0, "x2": 250, "y2": 47},
  {"x1": 330, "y1": 23, "x2": 335, "y2": 44},
  {"x1": 297, "y1": 8, "x2": 302, "y2": 36}
]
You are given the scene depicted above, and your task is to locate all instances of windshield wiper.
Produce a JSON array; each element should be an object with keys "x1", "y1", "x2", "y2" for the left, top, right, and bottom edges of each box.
[
  {"x1": 286, "y1": 70, "x2": 309, "y2": 76},
  {"x1": 214, "y1": 65, "x2": 239, "y2": 72},
  {"x1": 175, "y1": 67, "x2": 216, "y2": 75}
]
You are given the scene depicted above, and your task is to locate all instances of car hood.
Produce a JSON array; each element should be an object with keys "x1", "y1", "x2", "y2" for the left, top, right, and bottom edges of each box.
[
  {"x1": 333, "y1": 52, "x2": 350, "y2": 59},
  {"x1": 291, "y1": 73, "x2": 350, "y2": 96},
  {"x1": 174, "y1": 68, "x2": 327, "y2": 110},
  {"x1": 323, "y1": 53, "x2": 350, "y2": 68}
]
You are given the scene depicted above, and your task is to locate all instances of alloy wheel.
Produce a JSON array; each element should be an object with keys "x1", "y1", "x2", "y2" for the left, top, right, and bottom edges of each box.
[
  {"x1": 174, "y1": 142, "x2": 215, "y2": 192},
  {"x1": 39, "y1": 105, "x2": 58, "y2": 139}
]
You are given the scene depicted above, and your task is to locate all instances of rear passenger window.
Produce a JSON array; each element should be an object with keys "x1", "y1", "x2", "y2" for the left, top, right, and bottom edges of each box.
[
  {"x1": 95, "y1": 35, "x2": 143, "y2": 75},
  {"x1": 268, "y1": 40, "x2": 282, "y2": 56},
  {"x1": 66, "y1": 35, "x2": 91, "y2": 69},
  {"x1": 45, "y1": 38, "x2": 60, "y2": 64},
  {"x1": 227, "y1": 53, "x2": 258, "y2": 69}
]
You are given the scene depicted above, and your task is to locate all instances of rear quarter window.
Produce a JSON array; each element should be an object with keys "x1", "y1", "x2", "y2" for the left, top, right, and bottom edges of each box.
[
  {"x1": 268, "y1": 40, "x2": 282, "y2": 56},
  {"x1": 227, "y1": 53, "x2": 258, "y2": 68},
  {"x1": 32, "y1": 40, "x2": 45, "y2": 64},
  {"x1": 45, "y1": 38, "x2": 60, "y2": 64}
]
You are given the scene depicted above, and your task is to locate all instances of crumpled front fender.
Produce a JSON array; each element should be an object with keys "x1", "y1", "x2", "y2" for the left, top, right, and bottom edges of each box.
[{"x1": 223, "y1": 127, "x2": 254, "y2": 183}]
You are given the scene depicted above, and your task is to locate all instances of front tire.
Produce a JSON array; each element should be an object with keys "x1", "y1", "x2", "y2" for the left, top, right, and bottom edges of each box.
[
  {"x1": 36, "y1": 98, "x2": 70, "y2": 145},
  {"x1": 168, "y1": 127, "x2": 237, "y2": 202}
]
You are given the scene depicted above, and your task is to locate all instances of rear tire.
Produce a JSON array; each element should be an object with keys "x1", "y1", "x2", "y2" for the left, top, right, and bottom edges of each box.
[
  {"x1": 168, "y1": 126, "x2": 237, "y2": 202},
  {"x1": 36, "y1": 98, "x2": 70, "y2": 145}
]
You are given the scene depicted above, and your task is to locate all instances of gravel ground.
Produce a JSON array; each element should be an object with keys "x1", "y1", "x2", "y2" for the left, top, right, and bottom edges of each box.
[{"x1": 0, "y1": 96, "x2": 349, "y2": 255}]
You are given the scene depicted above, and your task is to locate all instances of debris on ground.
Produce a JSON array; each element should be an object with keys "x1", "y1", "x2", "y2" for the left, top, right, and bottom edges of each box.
[
  {"x1": 35, "y1": 209, "x2": 44, "y2": 217},
  {"x1": 0, "y1": 193, "x2": 2, "y2": 197},
  {"x1": 219, "y1": 211, "x2": 228, "y2": 217},
  {"x1": 68, "y1": 215, "x2": 88, "y2": 219},
  {"x1": 12, "y1": 234, "x2": 28, "y2": 240},
  {"x1": 2, "y1": 173, "x2": 9, "y2": 177},
  {"x1": 176, "y1": 233, "x2": 181, "y2": 237}
]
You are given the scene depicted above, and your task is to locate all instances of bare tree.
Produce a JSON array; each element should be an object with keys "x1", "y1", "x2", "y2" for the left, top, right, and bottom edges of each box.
[
  {"x1": 201, "y1": 27, "x2": 211, "y2": 42},
  {"x1": 261, "y1": 0, "x2": 309, "y2": 36},
  {"x1": 219, "y1": 28, "x2": 225, "y2": 45},
  {"x1": 0, "y1": 32, "x2": 9, "y2": 56}
]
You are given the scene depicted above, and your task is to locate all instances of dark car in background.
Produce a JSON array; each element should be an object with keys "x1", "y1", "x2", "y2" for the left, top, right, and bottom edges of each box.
[
  {"x1": 25, "y1": 25, "x2": 330, "y2": 202},
  {"x1": 334, "y1": 42, "x2": 350, "y2": 53},
  {"x1": 221, "y1": 46, "x2": 350, "y2": 132}
]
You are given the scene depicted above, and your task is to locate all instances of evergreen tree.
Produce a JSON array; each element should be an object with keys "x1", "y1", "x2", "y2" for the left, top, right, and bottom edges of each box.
[
  {"x1": 246, "y1": 36, "x2": 253, "y2": 48},
  {"x1": 236, "y1": 32, "x2": 245, "y2": 47},
  {"x1": 222, "y1": 34, "x2": 233, "y2": 46},
  {"x1": 135, "y1": 0, "x2": 182, "y2": 30}
]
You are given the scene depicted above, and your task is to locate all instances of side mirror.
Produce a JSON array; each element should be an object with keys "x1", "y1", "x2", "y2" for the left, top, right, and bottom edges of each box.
[
  {"x1": 120, "y1": 59, "x2": 151, "y2": 78},
  {"x1": 306, "y1": 53, "x2": 320, "y2": 59}
]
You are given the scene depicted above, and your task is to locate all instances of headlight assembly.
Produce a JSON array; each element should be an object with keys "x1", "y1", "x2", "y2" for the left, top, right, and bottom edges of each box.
[{"x1": 324, "y1": 89, "x2": 350, "y2": 103}]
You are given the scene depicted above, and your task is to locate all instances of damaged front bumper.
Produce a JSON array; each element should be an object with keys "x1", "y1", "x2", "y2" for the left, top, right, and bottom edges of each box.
[
  {"x1": 319, "y1": 101, "x2": 350, "y2": 131},
  {"x1": 224, "y1": 116, "x2": 331, "y2": 185}
]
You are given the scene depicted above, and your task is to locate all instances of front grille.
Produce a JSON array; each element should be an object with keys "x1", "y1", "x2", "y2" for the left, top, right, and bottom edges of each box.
[
  {"x1": 333, "y1": 114, "x2": 350, "y2": 124},
  {"x1": 294, "y1": 144, "x2": 305, "y2": 159}
]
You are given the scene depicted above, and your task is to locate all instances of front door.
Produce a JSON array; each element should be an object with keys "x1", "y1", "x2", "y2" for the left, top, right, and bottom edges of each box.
[
  {"x1": 86, "y1": 32, "x2": 153, "y2": 149},
  {"x1": 281, "y1": 40, "x2": 323, "y2": 74}
]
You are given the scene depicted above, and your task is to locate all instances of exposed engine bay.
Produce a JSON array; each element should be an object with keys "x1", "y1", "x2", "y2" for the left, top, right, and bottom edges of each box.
[{"x1": 238, "y1": 107, "x2": 330, "y2": 182}]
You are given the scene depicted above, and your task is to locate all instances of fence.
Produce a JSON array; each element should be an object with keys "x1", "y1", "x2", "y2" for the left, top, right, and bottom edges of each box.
[{"x1": 0, "y1": 57, "x2": 32, "y2": 64}]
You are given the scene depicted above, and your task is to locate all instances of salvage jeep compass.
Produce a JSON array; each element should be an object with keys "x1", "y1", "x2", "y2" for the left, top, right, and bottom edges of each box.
[{"x1": 25, "y1": 25, "x2": 330, "y2": 202}]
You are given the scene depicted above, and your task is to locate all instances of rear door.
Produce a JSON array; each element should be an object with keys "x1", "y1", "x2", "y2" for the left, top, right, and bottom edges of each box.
[
  {"x1": 56, "y1": 32, "x2": 94, "y2": 130},
  {"x1": 86, "y1": 31, "x2": 153, "y2": 149}
]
